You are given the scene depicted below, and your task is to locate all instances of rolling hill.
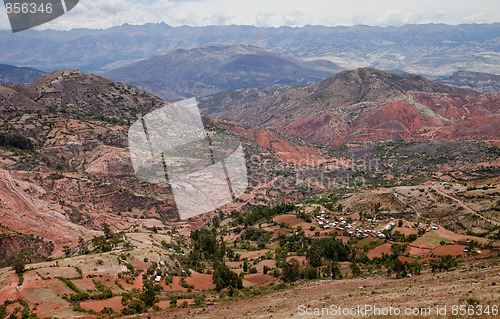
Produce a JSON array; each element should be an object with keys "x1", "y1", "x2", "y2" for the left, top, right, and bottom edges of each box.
[
  {"x1": 2, "y1": 67, "x2": 498, "y2": 261},
  {"x1": 0, "y1": 64, "x2": 45, "y2": 84},
  {"x1": 1, "y1": 23, "x2": 499, "y2": 77},
  {"x1": 439, "y1": 70, "x2": 500, "y2": 93},
  {"x1": 0, "y1": 69, "x2": 324, "y2": 259},
  {"x1": 199, "y1": 68, "x2": 500, "y2": 146},
  {"x1": 0, "y1": 68, "x2": 499, "y2": 319},
  {"x1": 103, "y1": 45, "x2": 341, "y2": 100}
]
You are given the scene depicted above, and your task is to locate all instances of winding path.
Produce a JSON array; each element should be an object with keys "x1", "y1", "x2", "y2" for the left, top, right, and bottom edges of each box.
[{"x1": 433, "y1": 185, "x2": 500, "y2": 226}]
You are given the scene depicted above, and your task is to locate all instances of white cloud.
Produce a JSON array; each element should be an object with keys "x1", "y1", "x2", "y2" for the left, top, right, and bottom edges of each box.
[
  {"x1": 282, "y1": 10, "x2": 309, "y2": 27},
  {"x1": 376, "y1": 9, "x2": 426, "y2": 26},
  {"x1": 464, "y1": 12, "x2": 488, "y2": 24},
  {"x1": 204, "y1": 11, "x2": 234, "y2": 25},
  {"x1": 255, "y1": 11, "x2": 277, "y2": 27}
]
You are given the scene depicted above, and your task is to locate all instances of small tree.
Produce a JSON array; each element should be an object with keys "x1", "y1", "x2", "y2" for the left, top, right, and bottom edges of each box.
[
  {"x1": 102, "y1": 222, "x2": 112, "y2": 239},
  {"x1": 430, "y1": 255, "x2": 457, "y2": 272},
  {"x1": 306, "y1": 242, "x2": 323, "y2": 268},
  {"x1": 213, "y1": 262, "x2": 242, "y2": 291},
  {"x1": 281, "y1": 259, "x2": 300, "y2": 283},
  {"x1": 387, "y1": 259, "x2": 407, "y2": 278},
  {"x1": 323, "y1": 261, "x2": 342, "y2": 279},
  {"x1": 274, "y1": 247, "x2": 288, "y2": 268},
  {"x1": 407, "y1": 261, "x2": 422, "y2": 276},
  {"x1": 391, "y1": 243, "x2": 406, "y2": 257},
  {"x1": 331, "y1": 262, "x2": 342, "y2": 279},
  {"x1": 263, "y1": 265, "x2": 270, "y2": 274},
  {"x1": 139, "y1": 278, "x2": 160, "y2": 307},
  {"x1": 349, "y1": 262, "x2": 361, "y2": 277},
  {"x1": 303, "y1": 267, "x2": 318, "y2": 279},
  {"x1": 12, "y1": 261, "x2": 25, "y2": 274}
]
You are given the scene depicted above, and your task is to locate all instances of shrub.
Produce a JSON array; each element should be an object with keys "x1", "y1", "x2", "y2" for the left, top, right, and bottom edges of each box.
[
  {"x1": 12, "y1": 261, "x2": 25, "y2": 274},
  {"x1": 281, "y1": 259, "x2": 300, "y2": 283},
  {"x1": 213, "y1": 262, "x2": 243, "y2": 291},
  {"x1": 350, "y1": 262, "x2": 361, "y2": 277},
  {"x1": 263, "y1": 265, "x2": 270, "y2": 274},
  {"x1": 303, "y1": 267, "x2": 318, "y2": 280},
  {"x1": 0, "y1": 133, "x2": 34, "y2": 150},
  {"x1": 429, "y1": 255, "x2": 457, "y2": 272}
]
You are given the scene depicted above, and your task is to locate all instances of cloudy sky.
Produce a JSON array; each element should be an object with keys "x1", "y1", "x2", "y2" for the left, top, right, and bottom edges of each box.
[{"x1": 1, "y1": 0, "x2": 499, "y2": 30}]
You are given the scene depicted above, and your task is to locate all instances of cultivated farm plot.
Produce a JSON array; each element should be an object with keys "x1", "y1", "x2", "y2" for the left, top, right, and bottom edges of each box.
[
  {"x1": 30, "y1": 266, "x2": 80, "y2": 279},
  {"x1": 367, "y1": 243, "x2": 393, "y2": 259},
  {"x1": 406, "y1": 245, "x2": 432, "y2": 257},
  {"x1": 413, "y1": 228, "x2": 487, "y2": 249},
  {"x1": 433, "y1": 244, "x2": 467, "y2": 256},
  {"x1": 412, "y1": 231, "x2": 454, "y2": 249},
  {"x1": 354, "y1": 237, "x2": 382, "y2": 249},
  {"x1": 80, "y1": 296, "x2": 124, "y2": 313},
  {"x1": 71, "y1": 278, "x2": 97, "y2": 292},
  {"x1": 244, "y1": 274, "x2": 274, "y2": 286},
  {"x1": 0, "y1": 272, "x2": 19, "y2": 304},
  {"x1": 273, "y1": 214, "x2": 311, "y2": 228},
  {"x1": 255, "y1": 259, "x2": 276, "y2": 272},
  {"x1": 184, "y1": 271, "x2": 214, "y2": 290},
  {"x1": 23, "y1": 287, "x2": 80, "y2": 319}
]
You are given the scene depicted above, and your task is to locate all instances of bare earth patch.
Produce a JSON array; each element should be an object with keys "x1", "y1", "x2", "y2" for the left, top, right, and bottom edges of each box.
[
  {"x1": 80, "y1": 296, "x2": 124, "y2": 313},
  {"x1": 153, "y1": 263, "x2": 500, "y2": 318}
]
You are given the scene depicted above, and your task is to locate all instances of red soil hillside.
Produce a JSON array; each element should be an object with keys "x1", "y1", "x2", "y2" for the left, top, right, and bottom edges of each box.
[{"x1": 201, "y1": 68, "x2": 500, "y2": 146}]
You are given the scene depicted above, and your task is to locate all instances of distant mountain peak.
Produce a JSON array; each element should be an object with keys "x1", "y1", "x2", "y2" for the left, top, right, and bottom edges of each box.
[
  {"x1": 316, "y1": 68, "x2": 474, "y2": 103},
  {"x1": 1, "y1": 68, "x2": 165, "y2": 121},
  {"x1": 439, "y1": 70, "x2": 500, "y2": 93},
  {"x1": 103, "y1": 45, "x2": 342, "y2": 101},
  {"x1": 201, "y1": 68, "x2": 499, "y2": 145},
  {"x1": 0, "y1": 64, "x2": 45, "y2": 84}
]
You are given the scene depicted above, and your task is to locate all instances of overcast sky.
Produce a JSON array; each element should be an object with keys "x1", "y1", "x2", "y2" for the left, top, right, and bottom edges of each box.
[{"x1": 1, "y1": 0, "x2": 499, "y2": 30}]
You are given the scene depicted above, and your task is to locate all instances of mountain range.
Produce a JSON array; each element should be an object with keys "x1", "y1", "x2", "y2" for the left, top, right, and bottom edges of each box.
[
  {"x1": 0, "y1": 64, "x2": 45, "y2": 84},
  {"x1": 199, "y1": 68, "x2": 500, "y2": 146},
  {"x1": 0, "y1": 67, "x2": 499, "y2": 257},
  {"x1": 2, "y1": 16, "x2": 500, "y2": 318},
  {"x1": 439, "y1": 70, "x2": 500, "y2": 93},
  {"x1": 0, "y1": 69, "x2": 173, "y2": 257},
  {"x1": 0, "y1": 68, "x2": 317, "y2": 258},
  {"x1": 1, "y1": 23, "x2": 498, "y2": 77},
  {"x1": 103, "y1": 45, "x2": 341, "y2": 100}
]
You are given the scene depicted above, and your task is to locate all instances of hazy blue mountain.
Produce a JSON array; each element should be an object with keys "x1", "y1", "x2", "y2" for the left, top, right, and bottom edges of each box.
[
  {"x1": 102, "y1": 45, "x2": 342, "y2": 100},
  {"x1": 0, "y1": 64, "x2": 45, "y2": 84},
  {"x1": 1, "y1": 23, "x2": 498, "y2": 77},
  {"x1": 439, "y1": 71, "x2": 500, "y2": 93}
]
